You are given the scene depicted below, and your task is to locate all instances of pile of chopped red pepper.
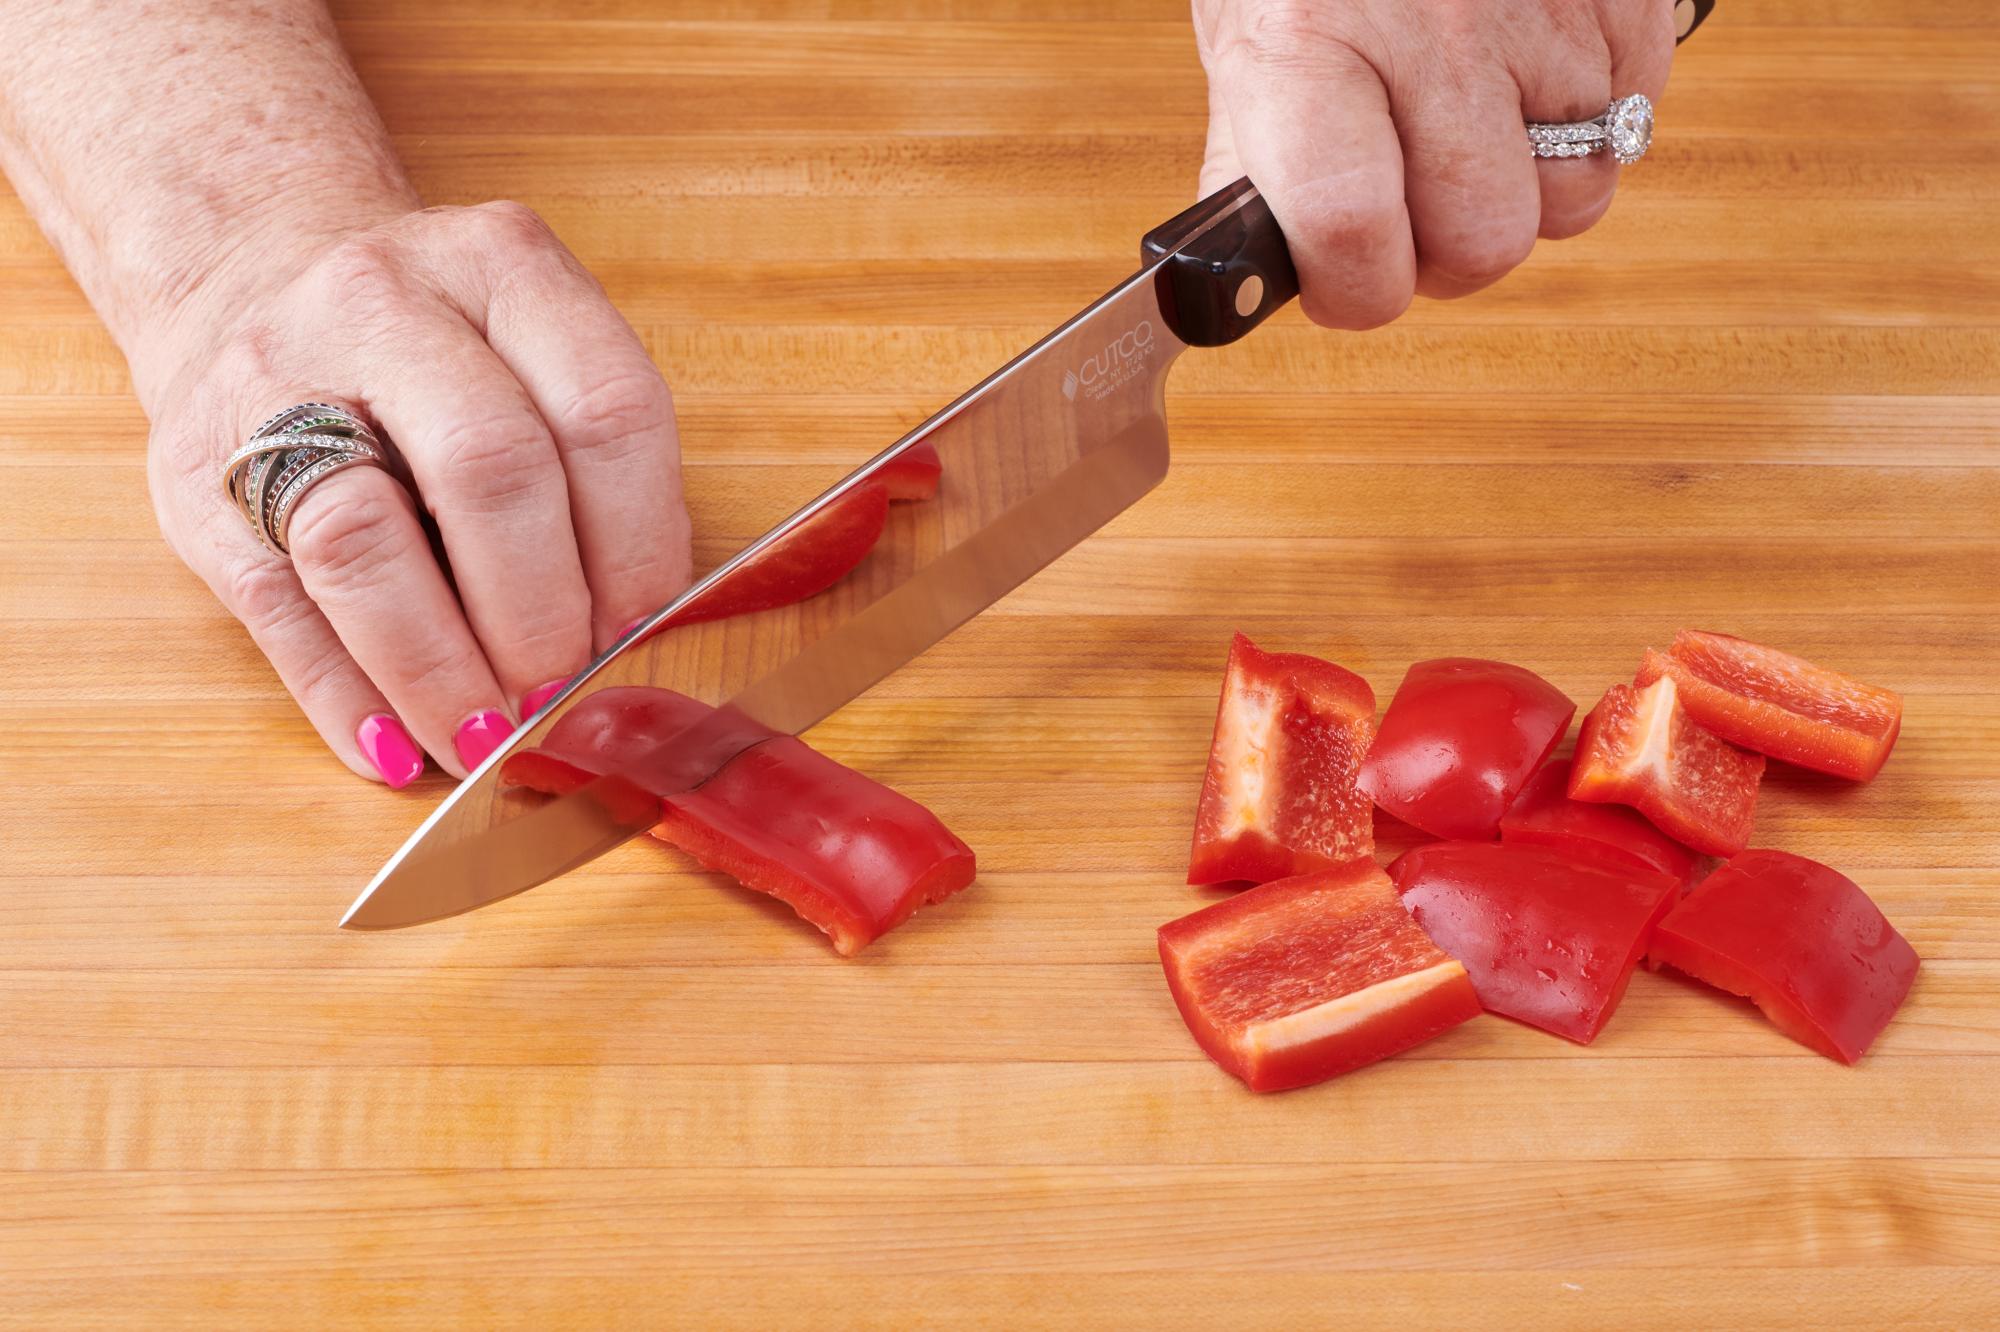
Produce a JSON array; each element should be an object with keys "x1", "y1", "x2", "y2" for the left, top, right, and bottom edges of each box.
[{"x1": 1162, "y1": 629, "x2": 1918, "y2": 1091}]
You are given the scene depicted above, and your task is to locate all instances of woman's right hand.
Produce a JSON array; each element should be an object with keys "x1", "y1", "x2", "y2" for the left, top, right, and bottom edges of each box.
[{"x1": 143, "y1": 201, "x2": 693, "y2": 786}]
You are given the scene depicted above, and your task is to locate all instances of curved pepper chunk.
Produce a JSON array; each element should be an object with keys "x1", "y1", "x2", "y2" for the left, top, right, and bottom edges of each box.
[
  {"x1": 1648, "y1": 850, "x2": 1918, "y2": 1064},
  {"x1": 1636, "y1": 630, "x2": 1903, "y2": 781},
  {"x1": 1357, "y1": 658, "x2": 1575, "y2": 841},
  {"x1": 876, "y1": 441, "x2": 943, "y2": 502},
  {"x1": 1159, "y1": 860, "x2": 1481, "y2": 1092},
  {"x1": 502, "y1": 686, "x2": 975, "y2": 956},
  {"x1": 666, "y1": 479, "x2": 891, "y2": 629},
  {"x1": 1570, "y1": 675, "x2": 1764, "y2": 858},
  {"x1": 1389, "y1": 841, "x2": 1678, "y2": 1044},
  {"x1": 1187, "y1": 634, "x2": 1377, "y2": 886},
  {"x1": 1500, "y1": 760, "x2": 1703, "y2": 888}
]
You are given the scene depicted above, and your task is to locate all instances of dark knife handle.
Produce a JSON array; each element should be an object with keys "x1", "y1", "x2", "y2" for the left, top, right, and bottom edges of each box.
[
  {"x1": 1143, "y1": 0, "x2": 1716, "y2": 347},
  {"x1": 1142, "y1": 178, "x2": 1299, "y2": 348}
]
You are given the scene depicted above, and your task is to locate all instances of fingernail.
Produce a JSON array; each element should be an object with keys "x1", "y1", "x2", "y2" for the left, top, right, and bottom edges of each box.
[
  {"x1": 356, "y1": 713, "x2": 425, "y2": 789},
  {"x1": 618, "y1": 617, "x2": 649, "y2": 640},
  {"x1": 520, "y1": 676, "x2": 571, "y2": 718},
  {"x1": 453, "y1": 708, "x2": 511, "y2": 770}
]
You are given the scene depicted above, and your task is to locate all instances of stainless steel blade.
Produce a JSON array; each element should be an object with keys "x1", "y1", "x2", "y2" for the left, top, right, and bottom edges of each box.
[{"x1": 343, "y1": 245, "x2": 1203, "y2": 930}]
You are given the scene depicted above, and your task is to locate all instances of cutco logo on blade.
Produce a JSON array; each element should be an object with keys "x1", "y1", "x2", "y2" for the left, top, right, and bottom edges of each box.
[{"x1": 1062, "y1": 319, "x2": 1156, "y2": 402}]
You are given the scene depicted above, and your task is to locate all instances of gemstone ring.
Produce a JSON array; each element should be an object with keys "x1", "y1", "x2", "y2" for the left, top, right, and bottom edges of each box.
[
  {"x1": 1526, "y1": 94, "x2": 1655, "y2": 165},
  {"x1": 222, "y1": 402, "x2": 396, "y2": 556}
]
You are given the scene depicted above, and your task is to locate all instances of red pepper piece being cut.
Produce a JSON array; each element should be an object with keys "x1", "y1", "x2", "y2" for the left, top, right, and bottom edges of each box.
[
  {"x1": 1357, "y1": 658, "x2": 1576, "y2": 841},
  {"x1": 876, "y1": 441, "x2": 943, "y2": 502},
  {"x1": 1187, "y1": 634, "x2": 1377, "y2": 886},
  {"x1": 1570, "y1": 675, "x2": 1764, "y2": 857},
  {"x1": 1389, "y1": 841, "x2": 1678, "y2": 1044},
  {"x1": 1500, "y1": 760, "x2": 1703, "y2": 888},
  {"x1": 503, "y1": 686, "x2": 976, "y2": 955},
  {"x1": 1636, "y1": 630, "x2": 1903, "y2": 781},
  {"x1": 1159, "y1": 860, "x2": 1481, "y2": 1092},
  {"x1": 666, "y1": 478, "x2": 891, "y2": 629},
  {"x1": 1649, "y1": 850, "x2": 1918, "y2": 1064}
]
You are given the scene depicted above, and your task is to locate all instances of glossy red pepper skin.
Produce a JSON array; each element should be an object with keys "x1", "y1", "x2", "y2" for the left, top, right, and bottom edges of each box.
[
  {"x1": 665, "y1": 478, "x2": 891, "y2": 629},
  {"x1": 1499, "y1": 760, "x2": 1703, "y2": 888},
  {"x1": 1636, "y1": 631, "x2": 1903, "y2": 781},
  {"x1": 1389, "y1": 841, "x2": 1678, "y2": 1045},
  {"x1": 502, "y1": 687, "x2": 975, "y2": 955},
  {"x1": 1570, "y1": 675, "x2": 1764, "y2": 858},
  {"x1": 1649, "y1": 850, "x2": 1918, "y2": 1064},
  {"x1": 876, "y1": 441, "x2": 943, "y2": 502},
  {"x1": 1357, "y1": 658, "x2": 1575, "y2": 841},
  {"x1": 1159, "y1": 860, "x2": 1481, "y2": 1092},
  {"x1": 1187, "y1": 634, "x2": 1377, "y2": 886}
]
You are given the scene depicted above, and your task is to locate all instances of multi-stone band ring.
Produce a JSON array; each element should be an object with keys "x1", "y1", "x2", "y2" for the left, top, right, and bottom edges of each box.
[
  {"x1": 1526, "y1": 93, "x2": 1656, "y2": 165},
  {"x1": 221, "y1": 402, "x2": 393, "y2": 556}
]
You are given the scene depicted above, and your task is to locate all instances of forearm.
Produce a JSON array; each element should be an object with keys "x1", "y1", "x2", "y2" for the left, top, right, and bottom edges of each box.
[{"x1": 0, "y1": 0, "x2": 418, "y2": 406}]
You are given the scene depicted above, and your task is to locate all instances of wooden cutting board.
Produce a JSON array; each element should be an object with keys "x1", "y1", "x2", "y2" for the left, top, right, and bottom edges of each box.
[{"x1": 2, "y1": 1, "x2": 1996, "y2": 1325}]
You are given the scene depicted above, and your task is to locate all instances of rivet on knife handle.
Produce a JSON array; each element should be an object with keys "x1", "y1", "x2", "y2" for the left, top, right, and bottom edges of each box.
[{"x1": 1142, "y1": 178, "x2": 1300, "y2": 349}]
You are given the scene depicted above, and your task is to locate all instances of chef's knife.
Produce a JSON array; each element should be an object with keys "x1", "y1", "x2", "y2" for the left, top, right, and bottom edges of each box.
[
  {"x1": 341, "y1": 177, "x2": 1294, "y2": 928},
  {"x1": 343, "y1": 2, "x2": 1717, "y2": 930}
]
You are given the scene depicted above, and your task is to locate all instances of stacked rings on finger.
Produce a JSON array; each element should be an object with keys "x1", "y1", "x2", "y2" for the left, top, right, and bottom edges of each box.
[
  {"x1": 1526, "y1": 93, "x2": 1655, "y2": 165},
  {"x1": 222, "y1": 402, "x2": 391, "y2": 556}
]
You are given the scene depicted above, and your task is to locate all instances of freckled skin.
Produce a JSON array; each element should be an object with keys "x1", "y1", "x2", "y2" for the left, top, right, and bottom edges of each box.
[{"x1": 1, "y1": 2, "x2": 696, "y2": 784}]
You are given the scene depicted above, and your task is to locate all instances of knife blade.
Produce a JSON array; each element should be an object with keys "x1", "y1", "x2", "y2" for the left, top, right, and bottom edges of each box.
[{"x1": 340, "y1": 178, "x2": 1303, "y2": 929}]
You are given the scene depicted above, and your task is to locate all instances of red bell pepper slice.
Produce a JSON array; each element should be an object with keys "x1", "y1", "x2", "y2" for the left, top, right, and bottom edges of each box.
[
  {"x1": 1499, "y1": 760, "x2": 1703, "y2": 888},
  {"x1": 665, "y1": 478, "x2": 891, "y2": 629},
  {"x1": 876, "y1": 441, "x2": 943, "y2": 502},
  {"x1": 503, "y1": 686, "x2": 976, "y2": 955},
  {"x1": 1159, "y1": 860, "x2": 1481, "y2": 1092},
  {"x1": 1357, "y1": 658, "x2": 1575, "y2": 841},
  {"x1": 1570, "y1": 675, "x2": 1764, "y2": 857},
  {"x1": 1389, "y1": 841, "x2": 1678, "y2": 1044},
  {"x1": 1649, "y1": 850, "x2": 1918, "y2": 1064},
  {"x1": 1636, "y1": 630, "x2": 1903, "y2": 781},
  {"x1": 1187, "y1": 634, "x2": 1377, "y2": 886}
]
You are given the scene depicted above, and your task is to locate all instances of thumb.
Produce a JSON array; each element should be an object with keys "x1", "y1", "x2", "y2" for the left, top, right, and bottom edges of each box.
[
  {"x1": 1198, "y1": 77, "x2": 1244, "y2": 198},
  {"x1": 1200, "y1": 10, "x2": 1416, "y2": 330}
]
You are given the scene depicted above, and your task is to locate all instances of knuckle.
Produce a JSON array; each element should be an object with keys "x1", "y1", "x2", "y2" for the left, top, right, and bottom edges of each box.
[
  {"x1": 470, "y1": 199, "x2": 557, "y2": 252},
  {"x1": 561, "y1": 370, "x2": 674, "y2": 461},
  {"x1": 394, "y1": 641, "x2": 478, "y2": 701},
  {"x1": 1540, "y1": 181, "x2": 1616, "y2": 240},
  {"x1": 1219, "y1": 4, "x2": 1349, "y2": 76},
  {"x1": 287, "y1": 640, "x2": 359, "y2": 715},
  {"x1": 596, "y1": 543, "x2": 693, "y2": 610},
  {"x1": 1299, "y1": 280, "x2": 1412, "y2": 332},
  {"x1": 306, "y1": 232, "x2": 413, "y2": 320},
  {"x1": 222, "y1": 556, "x2": 296, "y2": 628},
  {"x1": 492, "y1": 602, "x2": 590, "y2": 666},
  {"x1": 429, "y1": 415, "x2": 564, "y2": 511},
  {"x1": 222, "y1": 557, "x2": 304, "y2": 630},
  {"x1": 1284, "y1": 173, "x2": 1407, "y2": 265},
  {"x1": 1428, "y1": 224, "x2": 1536, "y2": 287},
  {"x1": 288, "y1": 481, "x2": 414, "y2": 588}
]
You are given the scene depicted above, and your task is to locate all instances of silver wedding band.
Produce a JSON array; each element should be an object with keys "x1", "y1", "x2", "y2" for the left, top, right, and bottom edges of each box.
[
  {"x1": 1526, "y1": 93, "x2": 1655, "y2": 165},
  {"x1": 222, "y1": 402, "x2": 392, "y2": 556}
]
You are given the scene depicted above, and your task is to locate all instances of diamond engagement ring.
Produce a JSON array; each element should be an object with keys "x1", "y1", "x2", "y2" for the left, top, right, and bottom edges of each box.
[
  {"x1": 1526, "y1": 94, "x2": 1655, "y2": 165},
  {"x1": 222, "y1": 402, "x2": 393, "y2": 556}
]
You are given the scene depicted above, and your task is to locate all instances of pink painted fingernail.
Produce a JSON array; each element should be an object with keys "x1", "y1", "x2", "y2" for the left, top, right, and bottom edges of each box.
[
  {"x1": 453, "y1": 708, "x2": 511, "y2": 770},
  {"x1": 520, "y1": 676, "x2": 571, "y2": 718},
  {"x1": 618, "y1": 617, "x2": 649, "y2": 640},
  {"x1": 356, "y1": 713, "x2": 425, "y2": 789}
]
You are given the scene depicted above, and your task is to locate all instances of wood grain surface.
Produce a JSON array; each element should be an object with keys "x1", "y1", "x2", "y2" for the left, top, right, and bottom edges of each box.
[{"x1": 3, "y1": 0, "x2": 1997, "y2": 1325}]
